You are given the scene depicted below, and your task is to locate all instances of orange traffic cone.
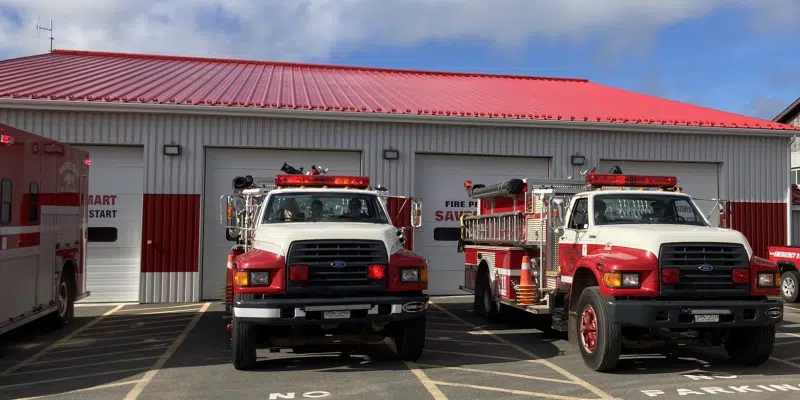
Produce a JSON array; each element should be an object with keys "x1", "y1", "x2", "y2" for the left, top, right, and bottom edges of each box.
[
  {"x1": 226, "y1": 254, "x2": 235, "y2": 269},
  {"x1": 516, "y1": 255, "x2": 536, "y2": 306}
]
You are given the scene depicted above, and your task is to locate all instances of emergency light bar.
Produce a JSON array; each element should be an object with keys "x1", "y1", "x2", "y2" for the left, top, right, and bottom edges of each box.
[
  {"x1": 586, "y1": 173, "x2": 677, "y2": 188},
  {"x1": 274, "y1": 174, "x2": 370, "y2": 189},
  {"x1": 0, "y1": 134, "x2": 13, "y2": 145}
]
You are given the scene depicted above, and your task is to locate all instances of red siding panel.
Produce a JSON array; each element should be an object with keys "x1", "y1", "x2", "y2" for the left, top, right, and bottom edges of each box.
[
  {"x1": 725, "y1": 201, "x2": 787, "y2": 259},
  {"x1": 141, "y1": 194, "x2": 201, "y2": 273},
  {"x1": 386, "y1": 196, "x2": 414, "y2": 251}
]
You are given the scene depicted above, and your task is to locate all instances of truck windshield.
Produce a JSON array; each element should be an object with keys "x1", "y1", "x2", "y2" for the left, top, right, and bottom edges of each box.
[
  {"x1": 593, "y1": 193, "x2": 708, "y2": 226},
  {"x1": 261, "y1": 191, "x2": 390, "y2": 224}
]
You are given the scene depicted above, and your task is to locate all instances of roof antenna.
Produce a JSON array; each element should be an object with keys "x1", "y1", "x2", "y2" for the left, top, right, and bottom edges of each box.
[{"x1": 36, "y1": 17, "x2": 54, "y2": 53}]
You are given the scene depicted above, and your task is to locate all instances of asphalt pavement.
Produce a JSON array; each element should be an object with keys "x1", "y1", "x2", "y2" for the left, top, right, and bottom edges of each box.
[{"x1": 1, "y1": 298, "x2": 800, "y2": 400}]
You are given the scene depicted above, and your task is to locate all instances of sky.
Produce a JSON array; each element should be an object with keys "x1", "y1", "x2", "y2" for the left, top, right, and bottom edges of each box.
[{"x1": 1, "y1": 0, "x2": 799, "y2": 121}]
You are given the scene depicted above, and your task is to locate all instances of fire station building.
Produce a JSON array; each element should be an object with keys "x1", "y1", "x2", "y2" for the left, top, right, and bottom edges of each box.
[{"x1": 0, "y1": 49, "x2": 797, "y2": 303}]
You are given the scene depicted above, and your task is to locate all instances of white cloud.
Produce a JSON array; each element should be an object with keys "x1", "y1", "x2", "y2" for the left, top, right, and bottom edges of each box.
[{"x1": 0, "y1": 0, "x2": 795, "y2": 63}]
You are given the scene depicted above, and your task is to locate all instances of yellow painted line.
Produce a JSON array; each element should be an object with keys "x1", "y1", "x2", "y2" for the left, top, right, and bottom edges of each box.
[
  {"x1": 47, "y1": 338, "x2": 174, "y2": 355},
  {"x1": 122, "y1": 302, "x2": 211, "y2": 400},
  {"x1": 415, "y1": 362, "x2": 577, "y2": 385},
  {"x1": 81, "y1": 322, "x2": 192, "y2": 336},
  {"x1": 27, "y1": 344, "x2": 171, "y2": 365},
  {"x1": 467, "y1": 328, "x2": 542, "y2": 335},
  {"x1": 780, "y1": 331, "x2": 800, "y2": 338},
  {"x1": 126, "y1": 308, "x2": 204, "y2": 316},
  {"x1": 426, "y1": 322, "x2": 472, "y2": 328},
  {"x1": 92, "y1": 314, "x2": 196, "y2": 327},
  {"x1": 0, "y1": 367, "x2": 149, "y2": 390},
  {"x1": 115, "y1": 303, "x2": 203, "y2": 312},
  {"x1": 427, "y1": 329, "x2": 476, "y2": 334},
  {"x1": 776, "y1": 339, "x2": 800, "y2": 346},
  {"x1": 0, "y1": 304, "x2": 124, "y2": 376},
  {"x1": 403, "y1": 361, "x2": 449, "y2": 400},
  {"x1": 426, "y1": 349, "x2": 526, "y2": 361},
  {"x1": 7, "y1": 355, "x2": 159, "y2": 376},
  {"x1": 770, "y1": 356, "x2": 800, "y2": 369},
  {"x1": 431, "y1": 381, "x2": 594, "y2": 400},
  {"x1": 13, "y1": 379, "x2": 145, "y2": 400},
  {"x1": 429, "y1": 301, "x2": 616, "y2": 400},
  {"x1": 426, "y1": 337, "x2": 511, "y2": 347},
  {"x1": 786, "y1": 355, "x2": 800, "y2": 362}
]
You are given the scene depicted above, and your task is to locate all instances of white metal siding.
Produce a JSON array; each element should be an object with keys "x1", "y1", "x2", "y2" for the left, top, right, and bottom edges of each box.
[
  {"x1": 0, "y1": 108, "x2": 790, "y2": 301},
  {"x1": 415, "y1": 154, "x2": 549, "y2": 295},
  {"x1": 76, "y1": 145, "x2": 144, "y2": 303},
  {"x1": 201, "y1": 147, "x2": 362, "y2": 300}
]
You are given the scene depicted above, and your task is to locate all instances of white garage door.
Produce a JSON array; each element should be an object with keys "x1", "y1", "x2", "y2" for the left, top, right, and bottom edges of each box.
[
  {"x1": 201, "y1": 148, "x2": 362, "y2": 300},
  {"x1": 599, "y1": 160, "x2": 721, "y2": 226},
  {"x1": 415, "y1": 154, "x2": 550, "y2": 295},
  {"x1": 77, "y1": 146, "x2": 144, "y2": 303}
]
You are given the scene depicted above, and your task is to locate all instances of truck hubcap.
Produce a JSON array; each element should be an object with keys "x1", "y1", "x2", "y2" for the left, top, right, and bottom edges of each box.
[
  {"x1": 57, "y1": 281, "x2": 69, "y2": 317},
  {"x1": 580, "y1": 306, "x2": 598, "y2": 352},
  {"x1": 783, "y1": 277, "x2": 796, "y2": 298}
]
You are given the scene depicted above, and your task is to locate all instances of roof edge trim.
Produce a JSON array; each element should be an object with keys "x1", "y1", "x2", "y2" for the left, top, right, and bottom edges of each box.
[{"x1": 0, "y1": 98, "x2": 795, "y2": 138}]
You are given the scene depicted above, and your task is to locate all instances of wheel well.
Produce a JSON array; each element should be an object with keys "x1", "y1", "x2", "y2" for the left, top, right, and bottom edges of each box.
[
  {"x1": 778, "y1": 262, "x2": 798, "y2": 275},
  {"x1": 61, "y1": 261, "x2": 77, "y2": 296},
  {"x1": 569, "y1": 267, "x2": 599, "y2": 313},
  {"x1": 477, "y1": 260, "x2": 489, "y2": 285}
]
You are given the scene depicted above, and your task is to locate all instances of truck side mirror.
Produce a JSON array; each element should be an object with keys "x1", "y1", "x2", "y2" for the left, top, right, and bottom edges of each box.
[
  {"x1": 549, "y1": 198, "x2": 566, "y2": 234},
  {"x1": 220, "y1": 195, "x2": 241, "y2": 241},
  {"x1": 410, "y1": 199, "x2": 423, "y2": 228}
]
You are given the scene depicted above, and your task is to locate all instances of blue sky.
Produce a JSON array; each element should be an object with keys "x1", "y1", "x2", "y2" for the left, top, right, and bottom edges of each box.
[{"x1": 1, "y1": 1, "x2": 798, "y2": 121}]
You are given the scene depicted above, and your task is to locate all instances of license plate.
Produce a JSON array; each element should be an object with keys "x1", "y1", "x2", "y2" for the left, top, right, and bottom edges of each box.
[
  {"x1": 323, "y1": 310, "x2": 351, "y2": 319},
  {"x1": 695, "y1": 314, "x2": 719, "y2": 323}
]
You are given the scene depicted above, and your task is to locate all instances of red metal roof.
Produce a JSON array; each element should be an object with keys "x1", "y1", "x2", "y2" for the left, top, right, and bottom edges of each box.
[{"x1": 0, "y1": 49, "x2": 796, "y2": 131}]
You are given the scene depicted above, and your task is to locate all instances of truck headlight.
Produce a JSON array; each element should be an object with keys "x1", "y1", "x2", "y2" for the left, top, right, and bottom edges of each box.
[
  {"x1": 250, "y1": 271, "x2": 270, "y2": 285},
  {"x1": 401, "y1": 268, "x2": 420, "y2": 282},
  {"x1": 603, "y1": 272, "x2": 640, "y2": 288},
  {"x1": 757, "y1": 273, "x2": 779, "y2": 287}
]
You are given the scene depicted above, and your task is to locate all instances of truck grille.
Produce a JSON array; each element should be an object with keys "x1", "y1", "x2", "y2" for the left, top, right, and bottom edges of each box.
[
  {"x1": 658, "y1": 242, "x2": 750, "y2": 297},
  {"x1": 286, "y1": 240, "x2": 389, "y2": 294}
]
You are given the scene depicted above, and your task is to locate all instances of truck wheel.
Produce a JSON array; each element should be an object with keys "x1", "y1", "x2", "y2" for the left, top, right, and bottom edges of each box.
[
  {"x1": 44, "y1": 271, "x2": 75, "y2": 330},
  {"x1": 394, "y1": 317, "x2": 426, "y2": 361},
  {"x1": 725, "y1": 325, "x2": 776, "y2": 365},
  {"x1": 475, "y1": 269, "x2": 502, "y2": 323},
  {"x1": 576, "y1": 286, "x2": 622, "y2": 372},
  {"x1": 781, "y1": 271, "x2": 800, "y2": 303},
  {"x1": 231, "y1": 317, "x2": 257, "y2": 370}
]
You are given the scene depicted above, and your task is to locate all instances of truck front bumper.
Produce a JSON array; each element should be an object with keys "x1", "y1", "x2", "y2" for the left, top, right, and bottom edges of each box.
[
  {"x1": 606, "y1": 298, "x2": 784, "y2": 328},
  {"x1": 233, "y1": 293, "x2": 430, "y2": 326}
]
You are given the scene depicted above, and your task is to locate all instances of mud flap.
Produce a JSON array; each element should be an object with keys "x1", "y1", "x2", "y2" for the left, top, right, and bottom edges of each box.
[{"x1": 568, "y1": 312, "x2": 579, "y2": 345}]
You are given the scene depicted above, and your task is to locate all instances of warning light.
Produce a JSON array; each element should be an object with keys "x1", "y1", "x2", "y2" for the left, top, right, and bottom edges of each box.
[
  {"x1": 0, "y1": 134, "x2": 13, "y2": 145},
  {"x1": 274, "y1": 174, "x2": 370, "y2": 189},
  {"x1": 464, "y1": 180, "x2": 473, "y2": 189},
  {"x1": 84, "y1": 158, "x2": 92, "y2": 166},
  {"x1": 586, "y1": 173, "x2": 677, "y2": 188}
]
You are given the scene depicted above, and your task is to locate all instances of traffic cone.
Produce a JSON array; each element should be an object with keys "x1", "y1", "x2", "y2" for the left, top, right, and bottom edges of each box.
[
  {"x1": 226, "y1": 254, "x2": 235, "y2": 269},
  {"x1": 516, "y1": 256, "x2": 536, "y2": 306}
]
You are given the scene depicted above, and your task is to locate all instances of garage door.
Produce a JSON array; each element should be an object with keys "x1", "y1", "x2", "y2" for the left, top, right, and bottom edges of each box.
[
  {"x1": 599, "y1": 160, "x2": 720, "y2": 226},
  {"x1": 77, "y1": 146, "x2": 144, "y2": 303},
  {"x1": 415, "y1": 154, "x2": 550, "y2": 295},
  {"x1": 201, "y1": 148, "x2": 362, "y2": 300}
]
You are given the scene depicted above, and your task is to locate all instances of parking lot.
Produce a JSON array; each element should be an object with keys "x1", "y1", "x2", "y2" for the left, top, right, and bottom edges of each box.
[{"x1": 2, "y1": 297, "x2": 800, "y2": 400}]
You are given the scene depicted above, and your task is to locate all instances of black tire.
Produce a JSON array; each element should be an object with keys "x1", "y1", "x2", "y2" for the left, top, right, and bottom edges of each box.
[
  {"x1": 394, "y1": 317, "x2": 426, "y2": 361},
  {"x1": 725, "y1": 324, "x2": 776, "y2": 365},
  {"x1": 781, "y1": 271, "x2": 800, "y2": 303},
  {"x1": 475, "y1": 269, "x2": 502, "y2": 323},
  {"x1": 44, "y1": 270, "x2": 75, "y2": 330},
  {"x1": 231, "y1": 317, "x2": 257, "y2": 370},
  {"x1": 575, "y1": 286, "x2": 622, "y2": 372}
]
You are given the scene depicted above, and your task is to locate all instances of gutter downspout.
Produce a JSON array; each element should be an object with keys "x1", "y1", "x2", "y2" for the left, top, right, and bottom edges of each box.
[{"x1": 788, "y1": 134, "x2": 797, "y2": 246}]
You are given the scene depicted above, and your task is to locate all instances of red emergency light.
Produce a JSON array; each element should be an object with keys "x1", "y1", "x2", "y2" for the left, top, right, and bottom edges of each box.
[
  {"x1": 586, "y1": 173, "x2": 677, "y2": 188},
  {"x1": 274, "y1": 174, "x2": 370, "y2": 189},
  {"x1": 0, "y1": 134, "x2": 13, "y2": 145}
]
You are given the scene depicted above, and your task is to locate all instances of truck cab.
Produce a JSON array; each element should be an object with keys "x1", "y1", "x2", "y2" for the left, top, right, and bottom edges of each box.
[
  {"x1": 458, "y1": 169, "x2": 784, "y2": 372},
  {"x1": 219, "y1": 168, "x2": 429, "y2": 370}
]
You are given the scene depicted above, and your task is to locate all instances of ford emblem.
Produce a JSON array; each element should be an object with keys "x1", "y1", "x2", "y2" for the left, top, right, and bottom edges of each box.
[
  {"x1": 766, "y1": 307, "x2": 783, "y2": 318},
  {"x1": 698, "y1": 264, "x2": 714, "y2": 272},
  {"x1": 330, "y1": 260, "x2": 347, "y2": 268}
]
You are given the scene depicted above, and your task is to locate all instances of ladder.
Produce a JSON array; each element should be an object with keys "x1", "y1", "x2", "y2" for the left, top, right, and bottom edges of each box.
[{"x1": 462, "y1": 212, "x2": 525, "y2": 245}]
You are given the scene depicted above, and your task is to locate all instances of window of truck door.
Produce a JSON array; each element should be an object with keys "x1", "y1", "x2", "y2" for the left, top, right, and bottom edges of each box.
[{"x1": 559, "y1": 196, "x2": 588, "y2": 275}]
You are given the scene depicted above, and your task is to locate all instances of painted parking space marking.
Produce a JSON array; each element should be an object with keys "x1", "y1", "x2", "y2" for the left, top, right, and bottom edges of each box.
[
  {"x1": 425, "y1": 300, "x2": 616, "y2": 400},
  {"x1": 415, "y1": 363, "x2": 578, "y2": 384},
  {"x1": 0, "y1": 302, "x2": 210, "y2": 400}
]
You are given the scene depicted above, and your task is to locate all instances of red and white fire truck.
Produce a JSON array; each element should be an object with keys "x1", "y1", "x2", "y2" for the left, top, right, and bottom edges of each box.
[
  {"x1": 457, "y1": 167, "x2": 783, "y2": 372},
  {"x1": 0, "y1": 122, "x2": 91, "y2": 336},
  {"x1": 218, "y1": 164, "x2": 429, "y2": 370}
]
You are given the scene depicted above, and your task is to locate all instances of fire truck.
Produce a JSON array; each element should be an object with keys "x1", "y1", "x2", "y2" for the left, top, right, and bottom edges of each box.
[
  {"x1": 218, "y1": 164, "x2": 428, "y2": 370},
  {"x1": 457, "y1": 167, "x2": 784, "y2": 372},
  {"x1": 0, "y1": 122, "x2": 91, "y2": 336}
]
